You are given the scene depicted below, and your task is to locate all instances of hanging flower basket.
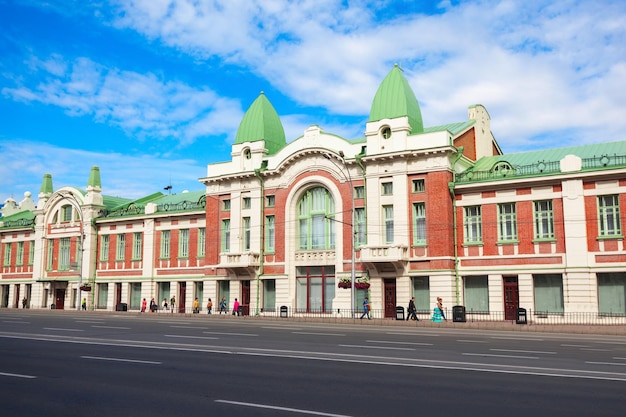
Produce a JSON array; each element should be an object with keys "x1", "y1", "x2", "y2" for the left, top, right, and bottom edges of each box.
[
  {"x1": 354, "y1": 282, "x2": 370, "y2": 290},
  {"x1": 338, "y1": 278, "x2": 352, "y2": 289},
  {"x1": 79, "y1": 285, "x2": 92, "y2": 292}
]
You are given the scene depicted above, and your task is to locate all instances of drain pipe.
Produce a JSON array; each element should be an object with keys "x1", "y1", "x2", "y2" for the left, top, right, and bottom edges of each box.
[
  {"x1": 449, "y1": 146, "x2": 464, "y2": 306},
  {"x1": 254, "y1": 168, "x2": 265, "y2": 316}
]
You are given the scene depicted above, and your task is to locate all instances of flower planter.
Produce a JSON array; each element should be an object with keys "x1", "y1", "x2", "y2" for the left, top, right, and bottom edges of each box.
[{"x1": 354, "y1": 282, "x2": 370, "y2": 290}]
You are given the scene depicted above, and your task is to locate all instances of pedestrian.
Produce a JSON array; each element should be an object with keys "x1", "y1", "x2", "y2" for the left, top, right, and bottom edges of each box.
[
  {"x1": 233, "y1": 298, "x2": 240, "y2": 316},
  {"x1": 206, "y1": 298, "x2": 213, "y2": 314},
  {"x1": 437, "y1": 296, "x2": 447, "y2": 321},
  {"x1": 219, "y1": 296, "x2": 227, "y2": 314},
  {"x1": 81, "y1": 297, "x2": 87, "y2": 311},
  {"x1": 22, "y1": 297, "x2": 27, "y2": 309},
  {"x1": 162, "y1": 298, "x2": 168, "y2": 312},
  {"x1": 432, "y1": 296, "x2": 445, "y2": 322},
  {"x1": 170, "y1": 295, "x2": 176, "y2": 313},
  {"x1": 150, "y1": 298, "x2": 157, "y2": 313},
  {"x1": 141, "y1": 298, "x2": 147, "y2": 313},
  {"x1": 360, "y1": 297, "x2": 371, "y2": 319},
  {"x1": 193, "y1": 297, "x2": 199, "y2": 314},
  {"x1": 406, "y1": 296, "x2": 419, "y2": 321}
]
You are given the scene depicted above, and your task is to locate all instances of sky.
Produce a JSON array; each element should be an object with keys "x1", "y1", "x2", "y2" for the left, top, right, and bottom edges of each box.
[{"x1": 1, "y1": 0, "x2": 625, "y2": 202}]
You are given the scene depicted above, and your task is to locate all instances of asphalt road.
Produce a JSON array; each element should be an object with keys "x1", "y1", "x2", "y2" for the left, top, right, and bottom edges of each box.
[{"x1": 1, "y1": 310, "x2": 625, "y2": 417}]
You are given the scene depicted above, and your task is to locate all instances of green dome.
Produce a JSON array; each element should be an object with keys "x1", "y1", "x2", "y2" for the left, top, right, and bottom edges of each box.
[
  {"x1": 369, "y1": 64, "x2": 423, "y2": 134},
  {"x1": 235, "y1": 92, "x2": 286, "y2": 155}
]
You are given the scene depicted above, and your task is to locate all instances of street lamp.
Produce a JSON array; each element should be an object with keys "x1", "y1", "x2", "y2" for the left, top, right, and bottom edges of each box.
[{"x1": 323, "y1": 151, "x2": 356, "y2": 318}]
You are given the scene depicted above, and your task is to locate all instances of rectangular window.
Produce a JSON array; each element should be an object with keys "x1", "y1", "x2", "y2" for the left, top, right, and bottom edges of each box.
[
  {"x1": 160, "y1": 231, "x2": 170, "y2": 258},
  {"x1": 47, "y1": 240, "x2": 54, "y2": 270},
  {"x1": 243, "y1": 217, "x2": 251, "y2": 251},
  {"x1": 296, "y1": 266, "x2": 335, "y2": 313},
  {"x1": 16, "y1": 242, "x2": 24, "y2": 266},
  {"x1": 355, "y1": 207, "x2": 366, "y2": 247},
  {"x1": 221, "y1": 219, "x2": 230, "y2": 252},
  {"x1": 412, "y1": 179, "x2": 425, "y2": 193},
  {"x1": 59, "y1": 237, "x2": 70, "y2": 270},
  {"x1": 129, "y1": 282, "x2": 141, "y2": 310},
  {"x1": 263, "y1": 279, "x2": 276, "y2": 312},
  {"x1": 412, "y1": 276, "x2": 430, "y2": 312},
  {"x1": 243, "y1": 197, "x2": 251, "y2": 210},
  {"x1": 265, "y1": 216, "x2": 275, "y2": 252},
  {"x1": 116, "y1": 234, "x2": 125, "y2": 261},
  {"x1": 222, "y1": 199, "x2": 230, "y2": 211},
  {"x1": 97, "y1": 283, "x2": 108, "y2": 309},
  {"x1": 179, "y1": 229, "x2": 189, "y2": 258},
  {"x1": 132, "y1": 232, "x2": 142, "y2": 260},
  {"x1": 464, "y1": 206, "x2": 482, "y2": 243},
  {"x1": 100, "y1": 235, "x2": 109, "y2": 261},
  {"x1": 533, "y1": 200, "x2": 554, "y2": 240},
  {"x1": 354, "y1": 186, "x2": 365, "y2": 199},
  {"x1": 498, "y1": 203, "x2": 517, "y2": 241},
  {"x1": 412, "y1": 202, "x2": 426, "y2": 245},
  {"x1": 383, "y1": 205, "x2": 394, "y2": 244},
  {"x1": 381, "y1": 182, "x2": 393, "y2": 196},
  {"x1": 533, "y1": 274, "x2": 564, "y2": 314},
  {"x1": 3, "y1": 243, "x2": 11, "y2": 266},
  {"x1": 62, "y1": 205, "x2": 72, "y2": 222},
  {"x1": 265, "y1": 195, "x2": 275, "y2": 207},
  {"x1": 464, "y1": 275, "x2": 489, "y2": 313},
  {"x1": 597, "y1": 273, "x2": 626, "y2": 316},
  {"x1": 28, "y1": 240, "x2": 35, "y2": 265},
  {"x1": 598, "y1": 195, "x2": 621, "y2": 237},
  {"x1": 197, "y1": 228, "x2": 206, "y2": 257}
]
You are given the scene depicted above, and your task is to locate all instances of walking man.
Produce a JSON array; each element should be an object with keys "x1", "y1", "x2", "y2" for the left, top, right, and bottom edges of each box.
[{"x1": 407, "y1": 296, "x2": 419, "y2": 321}]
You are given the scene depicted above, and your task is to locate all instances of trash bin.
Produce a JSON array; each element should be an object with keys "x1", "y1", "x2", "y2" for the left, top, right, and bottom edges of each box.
[
  {"x1": 395, "y1": 306, "x2": 405, "y2": 320},
  {"x1": 280, "y1": 305, "x2": 288, "y2": 318},
  {"x1": 237, "y1": 306, "x2": 244, "y2": 316},
  {"x1": 452, "y1": 305, "x2": 466, "y2": 323},
  {"x1": 116, "y1": 303, "x2": 128, "y2": 312},
  {"x1": 50, "y1": 304, "x2": 56, "y2": 309},
  {"x1": 516, "y1": 307, "x2": 527, "y2": 325}
]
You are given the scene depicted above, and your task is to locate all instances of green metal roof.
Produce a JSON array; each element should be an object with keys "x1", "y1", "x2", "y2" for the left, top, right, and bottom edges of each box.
[
  {"x1": 369, "y1": 64, "x2": 423, "y2": 134},
  {"x1": 235, "y1": 92, "x2": 286, "y2": 155},
  {"x1": 0, "y1": 210, "x2": 35, "y2": 229},
  {"x1": 423, "y1": 120, "x2": 475, "y2": 135},
  {"x1": 102, "y1": 195, "x2": 132, "y2": 210}
]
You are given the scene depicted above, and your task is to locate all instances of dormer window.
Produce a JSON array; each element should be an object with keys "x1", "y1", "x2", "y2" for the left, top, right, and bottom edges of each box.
[
  {"x1": 491, "y1": 161, "x2": 514, "y2": 177},
  {"x1": 243, "y1": 148, "x2": 252, "y2": 159},
  {"x1": 61, "y1": 205, "x2": 73, "y2": 222},
  {"x1": 381, "y1": 126, "x2": 392, "y2": 139}
]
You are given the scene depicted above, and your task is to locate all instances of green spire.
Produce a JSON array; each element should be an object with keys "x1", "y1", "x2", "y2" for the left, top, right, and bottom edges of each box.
[
  {"x1": 40, "y1": 173, "x2": 53, "y2": 194},
  {"x1": 369, "y1": 64, "x2": 423, "y2": 134},
  {"x1": 88, "y1": 165, "x2": 101, "y2": 188},
  {"x1": 235, "y1": 92, "x2": 286, "y2": 155}
]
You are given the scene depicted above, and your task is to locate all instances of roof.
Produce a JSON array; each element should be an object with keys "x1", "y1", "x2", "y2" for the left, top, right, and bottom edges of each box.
[
  {"x1": 235, "y1": 92, "x2": 286, "y2": 155},
  {"x1": 0, "y1": 209, "x2": 36, "y2": 229},
  {"x1": 423, "y1": 120, "x2": 475, "y2": 135}
]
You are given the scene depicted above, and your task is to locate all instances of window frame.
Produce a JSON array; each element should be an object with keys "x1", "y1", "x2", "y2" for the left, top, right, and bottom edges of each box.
[{"x1": 463, "y1": 205, "x2": 482, "y2": 244}]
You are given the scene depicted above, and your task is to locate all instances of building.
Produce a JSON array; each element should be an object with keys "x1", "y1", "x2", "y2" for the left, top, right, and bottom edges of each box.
[{"x1": 1, "y1": 65, "x2": 625, "y2": 323}]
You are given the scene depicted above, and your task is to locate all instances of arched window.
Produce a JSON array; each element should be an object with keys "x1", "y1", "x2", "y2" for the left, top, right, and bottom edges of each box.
[{"x1": 297, "y1": 187, "x2": 335, "y2": 250}]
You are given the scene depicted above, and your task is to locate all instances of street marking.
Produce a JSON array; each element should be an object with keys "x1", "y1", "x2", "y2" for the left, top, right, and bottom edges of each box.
[
  {"x1": 263, "y1": 326, "x2": 302, "y2": 330},
  {"x1": 76, "y1": 320, "x2": 106, "y2": 323},
  {"x1": 43, "y1": 328, "x2": 84, "y2": 332},
  {"x1": 339, "y1": 344, "x2": 415, "y2": 351},
  {"x1": 561, "y1": 344, "x2": 591, "y2": 348},
  {"x1": 586, "y1": 361, "x2": 626, "y2": 366},
  {"x1": 81, "y1": 356, "x2": 161, "y2": 365},
  {"x1": 203, "y1": 331, "x2": 258, "y2": 337},
  {"x1": 366, "y1": 340, "x2": 432, "y2": 346},
  {"x1": 0, "y1": 371, "x2": 36, "y2": 379},
  {"x1": 165, "y1": 335, "x2": 218, "y2": 340},
  {"x1": 91, "y1": 326, "x2": 131, "y2": 330},
  {"x1": 491, "y1": 336, "x2": 545, "y2": 341},
  {"x1": 2, "y1": 320, "x2": 29, "y2": 324},
  {"x1": 490, "y1": 349, "x2": 556, "y2": 355},
  {"x1": 215, "y1": 399, "x2": 354, "y2": 417},
  {"x1": 386, "y1": 332, "x2": 439, "y2": 337},
  {"x1": 463, "y1": 353, "x2": 539, "y2": 360},
  {"x1": 457, "y1": 339, "x2": 487, "y2": 343},
  {"x1": 293, "y1": 332, "x2": 346, "y2": 336},
  {"x1": 170, "y1": 326, "x2": 208, "y2": 329},
  {"x1": 581, "y1": 348, "x2": 612, "y2": 352}
]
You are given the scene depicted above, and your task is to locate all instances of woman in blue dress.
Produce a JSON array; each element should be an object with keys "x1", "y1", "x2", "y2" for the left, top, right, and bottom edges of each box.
[{"x1": 431, "y1": 297, "x2": 444, "y2": 322}]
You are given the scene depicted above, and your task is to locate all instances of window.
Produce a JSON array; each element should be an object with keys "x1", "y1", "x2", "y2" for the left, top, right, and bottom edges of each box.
[
  {"x1": 3, "y1": 243, "x2": 11, "y2": 266},
  {"x1": 412, "y1": 277, "x2": 430, "y2": 312},
  {"x1": 116, "y1": 234, "x2": 126, "y2": 261},
  {"x1": 266, "y1": 195, "x2": 275, "y2": 207},
  {"x1": 132, "y1": 232, "x2": 142, "y2": 260},
  {"x1": 222, "y1": 199, "x2": 230, "y2": 211},
  {"x1": 47, "y1": 240, "x2": 53, "y2": 270},
  {"x1": 412, "y1": 202, "x2": 426, "y2": 245},
  {"x1": 412, "y1": 179, "x2": 425, "y2": 193},
  {"x1": 221, "y1": 219, "x2": 230, "y2": 252},
  {"x1": 498, "y1": 203, "x2": 517, "y2": 241},
  {"x1": 160, "y1": 231, "x2": 170, "y2": 258},
  {"x1": 243, "y1": 218, "x2": 251, "y2": 251},
  {"x1": 355, "y1": 207, "x2": 366, "y2": 247},
  {"x1": 16, "y1": 242, "x2": 24, "y2": 266},
  {"x1": 464, "y1": 206, "x2": 482, "y2": 243},
  {"x1": 383, "y1": 205, "x2": 394, "y2": 244},
  {"x1": 28, "y1": 241, "x2": 34, "y2": 265},
  {"x1": 100, "y1": 235, "x2": 109, "y2": 261},
  {"x1": 533, "y1": 274, "x2": 564, "y2": 314},
  {"x1": 381, "y1": 182, "x2": 393, "y2": 195},
  {"x1": 218, "y1": 281, "x2": 230, "y2": 308},
  {"x1": 381, "y1": 126, "x2": 392, "y2": 139},
  {"x1": 296, "y1": 266, "x2": 335, "y2": 313},
  {"x1": 597, "y1": 273, "x2": 626, "y2": 316},
  {"x1": 243, "y1": 197, "x2": 251, "y2": 210},
  {"x1": 265, "y1": 216, "x2": 275, "y2": 252},
  {"x1": 61, "y1": 205, "x2": 72, "y2": 222},
  {"x1": 263, "y1": 279, "x2": 276, "y2": 312},
  {"x1": 197, "y1": 228, "x2": 206, "y2": 257},
  {"x1": 179, "y1": 229, "x2": 189, "y2": 258},
  {"x1": 354, "y1": 186, "x2": 365, "y2": 199},
  {"x1": 97, "y1": 283, "x2": 108, "y2": 309},
  {"x1": 130, "y1": 282, "x2": 141, "y2": 310},
  {"x1": 464, "y1": 275, "x2": 489, "y2": 313},
  {"x1": 297, "y1": 187, "x2": 335, "y2": 250},
  {"x1": 59, "y1": 237, "x2": 70, "y2": 270},
  {"x1": 534, "y1": 200, "x2": 554, "y2": 240},
  {"x1": 598, "y1": 195, "x2": 621, "y2": 237}
]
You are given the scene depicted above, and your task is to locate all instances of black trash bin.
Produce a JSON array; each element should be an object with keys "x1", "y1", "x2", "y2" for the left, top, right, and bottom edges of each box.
[
  {"x1": 395, "y1": 306, "x2": 405, "y2": 320},
  {"x1": 452, "y1": 305, "x2": 466, "y2": 323},
  {"x1": 516, "y1": 307, "x2": 527, "y2": 325},
  {"x1": 50, "y1": 304, "x2": 56, "y2": 309},
  {"x1": 116, "y1": 303, "x2": 128, "y2": 312},
  {"x1": 280, "y1": 305, "x2": 288, "y2": 318}
]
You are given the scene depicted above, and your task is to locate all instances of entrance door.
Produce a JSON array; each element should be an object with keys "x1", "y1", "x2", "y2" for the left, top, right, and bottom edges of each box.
[
  {"x1": 178, "y1": 282, "x2": 186, "y2": 313},
  {"x1": 241, "y1": 280, "x2": 251, "y2": 316},
  {"x1": 55, "y1": 289, "x2": 66, "y2": 309},
  {"x1": 384, "y1": 279, "x2": 396, "y2": 318},
  {"x1": 14, "y1": 285, "x2": 20, "y2": 309},
  {"x1": 503, "y1": 277, "x2": 519, "y2": 321},
  {"x1": 115, "y1": 283, "x2": 122, "y2": 306}
]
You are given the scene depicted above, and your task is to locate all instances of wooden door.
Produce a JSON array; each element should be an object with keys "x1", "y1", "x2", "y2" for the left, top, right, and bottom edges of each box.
[
  {"x1": 178, "y1": 282, "x2": 186, "y2": 313},
  {"x1": 241, "y1": 280, "x2": 251, "y2": 316},
  {"x1": 504, "y1": 277, "x2": 519, "y2": 321},
  {"x1": 384, "y1": 279, "x2": 396, "y2": 318},
  {"x1": 55, "y1": 289, "x2": 65, "y2": 310}
]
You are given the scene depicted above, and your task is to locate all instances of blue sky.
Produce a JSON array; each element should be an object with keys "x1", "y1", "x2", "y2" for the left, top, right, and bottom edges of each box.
[{"x1": 1, "y1": 0, "x2": 625, "y2": 201}]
